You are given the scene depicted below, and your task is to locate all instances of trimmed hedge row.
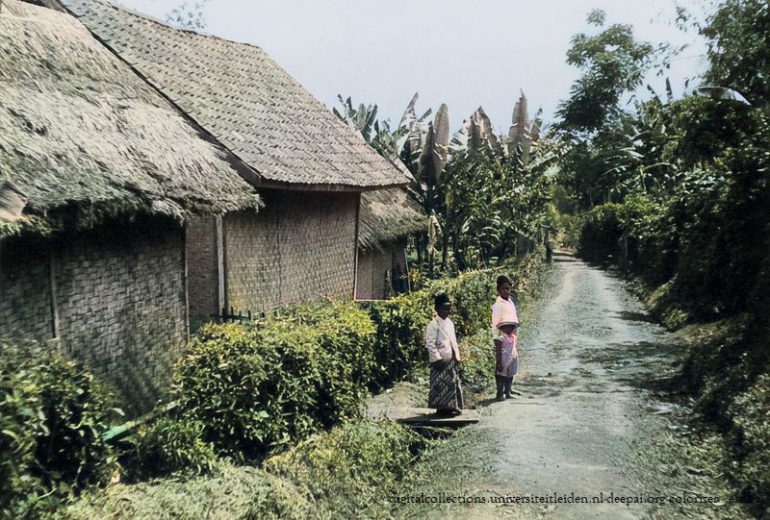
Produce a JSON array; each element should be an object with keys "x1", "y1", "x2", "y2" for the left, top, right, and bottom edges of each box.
[
  {"x1": 169, "y1": 254, "x2": 543, "y2": 463},
  {"x1": 366, "y1": 252, "x2": 544, "y2": 389},
  {"x1": 64, "y1": 419, "x2": 426, "y2": 520},
  {"x1": 170, "y1": 301, "x2": 377, "y2": 461}
]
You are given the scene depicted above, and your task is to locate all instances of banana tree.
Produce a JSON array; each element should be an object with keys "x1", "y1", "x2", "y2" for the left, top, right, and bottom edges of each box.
[
  {"x1": 334, "y1": 91, "x2": 554, "y2": 272},
  {"x1": 399, "y1": 101, "x2": 450, "y2": 272},
  {"x1": 508, "y1": 91, "x2": 543, "y2": 165},
  {"x1": 333, "y1": 95, "x2": 379, "y2": 142}
]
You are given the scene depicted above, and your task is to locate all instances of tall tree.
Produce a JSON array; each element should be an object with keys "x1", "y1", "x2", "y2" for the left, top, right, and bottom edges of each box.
[
  {"x1": 555, "y1": 10, "x2": 661, "y2": 209},
  {"x1": 701, "y1": 0, "x2": 770, "y2": 107},
  {"x1": 556, "y1": 9, "x2": 656, "y2": 134}
]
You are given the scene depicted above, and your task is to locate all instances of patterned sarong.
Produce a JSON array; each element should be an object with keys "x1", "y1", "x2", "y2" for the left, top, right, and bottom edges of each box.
[
  {"x1": 429, "y1": 358, "x2": 463, "y2": 411},
  {"x1": 495, "y1": 337, "x2": 519, "y2": 378}
]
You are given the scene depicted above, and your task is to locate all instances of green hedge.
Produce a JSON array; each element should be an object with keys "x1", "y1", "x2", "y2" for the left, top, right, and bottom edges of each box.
[
  {"x1": 577, "y1": 203, "x2": 623, "y2": 264},
  {"x1": 728, "y1": 373, "x2": 770, "y2": 514},
  {"x1": 170, "y1": 255, "x2": 543, "y2": 462},
  {"x1": 365, "y1": 255, "x2": 543, "y2": 389},
  {"x1": 0, "y1": 344, "x2": 118, "y2": 519},
  {"x1": 171, "y1": 301, "x2": 377, "y2": 461},
  {"x1": 263, "y1": 419, "x2": 426, "y2": 519},
  {"x1": 2, "y1": 253, "x2": 546, "y2": 518},
  {"x1": 65, "y1": 420, "x2": 424, "y2": 520},
  {"x1": 125, "y1": 418, "x2": 218, "y2": 480}
]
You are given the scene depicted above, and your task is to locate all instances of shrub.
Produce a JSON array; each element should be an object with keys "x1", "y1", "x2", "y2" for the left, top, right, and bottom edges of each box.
[
  {"x1": 63, "y1": 464, "x2": 310, "y2": 520},
  {"x1": 172, "y1": 301, "x2": 377, "y2": 461},
  {"x1": 263, "y1": 419, "x2": 426, "y2": 518},
  {"x1": 457, "y1": 329, "x2": 496, "y2": 394},
  {"x1": 125, "y1": 418, "x2": 217, "y2": 480},
  {"x1": 366, "y1": 255, "x2": 543, "y2": 390},
  {"x1": 577, "y1": 203, "x2": 623, "y2": 263},
  {"x1": 728, "y1": 373, "x2": 770, "y2": 515},
  {"x1": 171, "y1": 255, "x2": 543, "y2": 464},
  {"x1": 0, "y1": 344, "x2": 118, "y2": 519},
  {"x1": 615, "y1": 193, "x2": 678, "y2": 285}
]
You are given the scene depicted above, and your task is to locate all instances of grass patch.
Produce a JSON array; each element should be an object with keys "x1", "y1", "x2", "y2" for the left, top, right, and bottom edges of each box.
[
  {"x1": 63, "y1": 464, "x2": 309, "y2": 520},
  {"x1": 65, "y1": 419, "x2": 427, "y2": 520}
]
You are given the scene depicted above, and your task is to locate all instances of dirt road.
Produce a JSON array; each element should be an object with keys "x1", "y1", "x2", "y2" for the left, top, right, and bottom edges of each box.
[{"x1": 392, "y1": 251, "x2": 750, "y2": 520}]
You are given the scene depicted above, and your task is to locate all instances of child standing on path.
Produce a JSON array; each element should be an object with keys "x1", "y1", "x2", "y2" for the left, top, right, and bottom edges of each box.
[{"x1": 492, "y1": 275, "x2": 519, "y2": 400}]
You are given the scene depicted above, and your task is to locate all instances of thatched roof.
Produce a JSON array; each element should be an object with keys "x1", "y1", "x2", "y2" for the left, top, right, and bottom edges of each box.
[
  {"x1": 358, "y1": 188, "x2": 425, "y2": 252},
  {"x1": 57, "y1": 0, "x2": 409, "y2": 191},
  {"x1": 0, "y1": 0, "x2": 261, "y2": 236}
]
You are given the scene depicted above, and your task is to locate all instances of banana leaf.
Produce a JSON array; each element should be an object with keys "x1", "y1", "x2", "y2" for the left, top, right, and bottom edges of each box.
[
  {"x1": 466, "y1": 107, "x2": 497, "y2": 152},
  {"x1": 695, "y1": 86, "x2": 751, "y2": 105},
  {"x1": 508, "y1": 92, "x2": 528, "y2": 153}
]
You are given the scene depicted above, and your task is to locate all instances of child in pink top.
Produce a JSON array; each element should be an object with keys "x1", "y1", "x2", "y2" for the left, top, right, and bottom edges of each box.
[{"x1": 492, "y1": 275, "x2": 519, "y2": 399}]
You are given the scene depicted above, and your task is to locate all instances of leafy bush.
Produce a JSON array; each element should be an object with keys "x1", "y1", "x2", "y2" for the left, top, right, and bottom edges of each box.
[
  {"x1": 125, "y1": 418, "x2": 217, "y2": 480},
  {"x1": 263, "y1": 419, "x2": 426, "y2": 518},
  {"x1": 728, "y1": 373, "x2": 770, "y2": 515},
  {"x1": 364, "y1": 290, "x2": 434, "y2": 389},
  {"x1": 0, "y1": 344, "x2": 118, "y2": 519},
  {"x1": 65, "y1": 421, "x2": 426, "y2": 520},
  {"x1": 577, "y1": 203, "x2": 623, "y2": 263},
  {"x1": 172, "y1": 301, "x2": 377, "y2": 461},
  {"x1": 170, "y1": 255, "x2": 543, "y2": 465},
  {"x1": 615, "y1": 193, "x2": 677, "y2": 285},
  {"x1": 365, "y1": 259, "x2": 535, "y2": 389},
  {"x1": 63, "y1": 464, "x2": 310, "y2": 520},
  {"x1": 457, "y1": 329, "x2": 496, "y2": 394}
]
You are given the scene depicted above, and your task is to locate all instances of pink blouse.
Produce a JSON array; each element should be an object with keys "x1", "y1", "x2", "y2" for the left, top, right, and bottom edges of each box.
[{"x1": 491, "y1": 296, "x2": 519, "y2": 340}]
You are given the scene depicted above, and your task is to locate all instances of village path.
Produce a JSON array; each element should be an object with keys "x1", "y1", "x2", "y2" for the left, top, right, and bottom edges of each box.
[{"x1": 391, "y1": 251, "x2": 751, "y2": 520}]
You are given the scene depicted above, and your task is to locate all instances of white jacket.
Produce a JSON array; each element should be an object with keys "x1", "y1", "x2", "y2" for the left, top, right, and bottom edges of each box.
[{"x1": 424, "y1": 316, "x2": 461, "y2": 363}]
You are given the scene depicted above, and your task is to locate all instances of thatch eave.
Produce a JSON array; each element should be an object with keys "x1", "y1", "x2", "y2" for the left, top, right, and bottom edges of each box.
[
  {"x1": 57, "y1": 0, "x2": 410, "y2": 190},
  {"x1": 0, "y1": 0, "x2": 262, "y2": 238},
  {"x1": 358, "y1": 187, "x2": 426, "y2": 253}
]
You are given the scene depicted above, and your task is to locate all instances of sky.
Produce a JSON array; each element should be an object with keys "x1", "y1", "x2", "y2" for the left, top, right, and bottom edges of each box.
[{"x1": 115, "y1": 0, "x2": 711, "y2": 135}]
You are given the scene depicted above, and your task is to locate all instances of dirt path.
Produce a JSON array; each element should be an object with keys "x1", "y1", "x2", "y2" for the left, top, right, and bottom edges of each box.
[{"x1": 391, "y1": 251, "x2": 751, "y2": 520}]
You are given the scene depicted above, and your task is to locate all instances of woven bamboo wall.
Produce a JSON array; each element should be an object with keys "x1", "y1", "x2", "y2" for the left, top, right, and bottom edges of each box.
[
  {"x1": 355, "y1": 247, "x2": 392, "y2": 300},
  {"x1": 0, "y1": 237, "x2": 54, "y2": 342},
  {"x1": 225, "y1": 191, "x2": 358, "y2": 313},
  {"x1": 55, "y1": 222, "x2": 187, "y2": 415},
  {"x1": 186, "y1": 215, "x2": 219, "y2": 331},
  {"x1": 0, "y1": 219, "x2": 187, "y2": 416}
]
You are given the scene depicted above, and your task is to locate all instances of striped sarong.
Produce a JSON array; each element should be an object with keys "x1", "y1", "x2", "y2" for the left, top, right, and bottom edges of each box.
[{"x1": 428, "y1": 358, "x2": 463, "y2": 412}]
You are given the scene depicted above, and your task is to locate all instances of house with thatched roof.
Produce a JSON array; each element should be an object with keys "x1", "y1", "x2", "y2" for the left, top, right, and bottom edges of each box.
[
  {"x1": 55, "y1": 0, "x2": 410, "y2": 324},
  {"x1": 357, "y1": 189, "x2": 425, "y2": 299},
  {"x1": 0, "y1": 0, "x2": 262, "y2": 414}
]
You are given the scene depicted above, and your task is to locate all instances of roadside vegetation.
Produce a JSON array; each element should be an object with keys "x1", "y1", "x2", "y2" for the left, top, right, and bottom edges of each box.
[
  {"x1": 551, "y1": 1, "x2": 770, "y2": 515},
  {"x1": 4, "y1": 5, "x2": 559, "y2": 514},
  {"x1": 1, "y1": 254, "x2": 545, "y2": 519}
]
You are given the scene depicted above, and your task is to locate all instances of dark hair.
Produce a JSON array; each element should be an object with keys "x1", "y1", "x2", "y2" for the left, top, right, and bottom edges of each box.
[
  {"x1": 434, "y1": 293, "x2": 451, "y2": 309},
  {"x1": 496, "y1": 275, "x2": 512, "y2": 289}
]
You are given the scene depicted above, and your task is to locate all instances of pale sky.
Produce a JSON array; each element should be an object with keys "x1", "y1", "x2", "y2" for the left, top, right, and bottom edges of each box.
[{"x1": 115, "y1": 0, "x2": 710, "y2": 135}]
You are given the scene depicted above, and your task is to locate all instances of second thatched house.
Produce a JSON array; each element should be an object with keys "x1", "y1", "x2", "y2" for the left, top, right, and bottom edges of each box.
[
  {"x1": 356, "y1": 189, "x2": 425, "y2": 299},
  {"x1": 58, "y1": 0, "x2": 411, "y2": 326},
  {"x1": 0, "y1": 0, "x2": 261, "y2": 414}
]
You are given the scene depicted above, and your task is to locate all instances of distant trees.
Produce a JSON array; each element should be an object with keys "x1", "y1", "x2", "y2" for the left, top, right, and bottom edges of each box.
[
  {"x1": 335, "y1": 92, "x2": 555, "y2": 274},
  {"x1": 554, "y1": 5, "x2": 770, "y2": 323},
  {"x1": 701, "y1": 0, "x2": 770, "y2": 106}
]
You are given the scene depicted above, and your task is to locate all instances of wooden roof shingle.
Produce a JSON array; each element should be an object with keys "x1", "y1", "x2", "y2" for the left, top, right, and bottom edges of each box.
[{"x1": 59, "y1": 0, "x2": 410, "y2": 191}]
